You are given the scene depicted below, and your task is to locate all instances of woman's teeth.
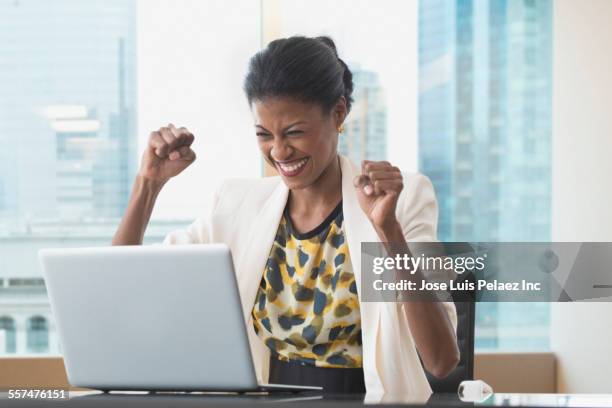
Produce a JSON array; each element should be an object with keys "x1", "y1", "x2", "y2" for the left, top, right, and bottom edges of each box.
[{"x1": 278, "y1": 157, "x2": 308, "y2": 172}]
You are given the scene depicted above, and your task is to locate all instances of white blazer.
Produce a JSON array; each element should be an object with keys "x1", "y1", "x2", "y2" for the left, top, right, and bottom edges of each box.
[{"x1": 162, "y1": 155, "x2": 457, "y2": 396}]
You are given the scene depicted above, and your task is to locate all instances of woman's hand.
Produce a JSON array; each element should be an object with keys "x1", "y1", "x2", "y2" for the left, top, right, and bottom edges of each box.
[
  {"x1": 353, "y1": 160, "x2": 404, "y2": 233},
  {"x1": 139, "y1": 124, "x2": 196, "y2": 182}
]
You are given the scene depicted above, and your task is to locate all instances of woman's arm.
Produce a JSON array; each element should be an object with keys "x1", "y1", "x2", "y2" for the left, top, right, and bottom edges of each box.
[
  {"x1": 112, "y1": 124, "x2": 196, "y2": 245},
  {"x1": 354, "y1": 162, "x2": 459, "y2": 378},
  {"x1": 112, "y1": 175, "x2": 166, "y2": 245},
  {"x1": 375, "y1": 223, "x2": 460, "y2": 379}
]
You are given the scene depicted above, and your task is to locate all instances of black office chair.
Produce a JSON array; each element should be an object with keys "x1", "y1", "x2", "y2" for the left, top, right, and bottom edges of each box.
[{"x1": 425, "y1": 244, "x2": 476, "y2": 393}]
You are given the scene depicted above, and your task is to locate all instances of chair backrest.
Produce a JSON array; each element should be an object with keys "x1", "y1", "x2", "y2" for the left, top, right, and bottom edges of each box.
[{"x1": 426, "y1": 269, "x2": 476, "y2": 393}]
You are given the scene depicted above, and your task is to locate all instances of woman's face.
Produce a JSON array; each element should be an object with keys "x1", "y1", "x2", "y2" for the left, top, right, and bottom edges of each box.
[{"x1": 252, "y1": 97, "x2": 346, "y2": 190}]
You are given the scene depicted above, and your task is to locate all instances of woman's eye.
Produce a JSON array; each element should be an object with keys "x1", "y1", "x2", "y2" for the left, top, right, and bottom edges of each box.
[
  {"x1": 256, "y1": 133, "x2": 271, "y2": 138},
  {"x1": 286, "y1": 130, "x2": 303, "y2": 136}
]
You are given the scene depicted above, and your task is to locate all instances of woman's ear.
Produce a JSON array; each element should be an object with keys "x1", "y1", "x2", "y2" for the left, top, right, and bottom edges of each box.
[{"x1": 333, "y1": 96, "x2": 348, "y2": 127}]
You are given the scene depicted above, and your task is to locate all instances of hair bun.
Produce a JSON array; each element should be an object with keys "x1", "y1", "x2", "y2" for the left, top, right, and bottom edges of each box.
[
  {"x1": 337, "y1": 57, "x2": 354, "y2": 107},
  {"x1": 244, "y1": 35, "x2": 354, "y2": 113},
  {"x1": 315, "y1": 36, "x2": 354, "y2": 110}
]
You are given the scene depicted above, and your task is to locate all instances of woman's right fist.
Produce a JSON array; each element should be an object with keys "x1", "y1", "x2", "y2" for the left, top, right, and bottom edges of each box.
[{"x1": 139, "y1": 124, "x2": 196, "y2": 182}]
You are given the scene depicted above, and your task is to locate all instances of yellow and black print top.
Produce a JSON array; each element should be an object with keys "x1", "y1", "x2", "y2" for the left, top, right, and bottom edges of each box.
[{"x1": 251, "y1": 201, "x2": 363, "y2": 368}]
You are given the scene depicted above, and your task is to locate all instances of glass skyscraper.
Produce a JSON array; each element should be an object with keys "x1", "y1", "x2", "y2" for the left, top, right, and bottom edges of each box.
[
  {"x1": 418, "y1": 0, "x2": 552, "y2": 349},
  {"x1": 338, "y1": 66, "x2": 387, "y2": 164},
  {"x1": 0, "y1": 0, "x2": 138, "y2": 354},
  {"x1": 0, "y1": 0, "x2": 137, "y2": 222}
]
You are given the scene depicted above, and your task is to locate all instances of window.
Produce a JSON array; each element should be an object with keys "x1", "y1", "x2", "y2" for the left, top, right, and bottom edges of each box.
[
  {"x1": 0, "y1": 317, "x2": 16, "y2": 354},
  {"x1": 0, "y1": 0, "x2": 260, "y2": 356},
  {"x1": 419, "y1": 0, "x2": 552, "y2": 350},
  {"x1": 1, "y1": 0, "x2": 551, "y2": 356},
  {"x1": 27, "y1": 316, "x2": 49, "y2": 353}
]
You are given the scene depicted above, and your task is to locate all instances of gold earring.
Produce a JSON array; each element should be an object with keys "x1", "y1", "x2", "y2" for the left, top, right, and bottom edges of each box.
[{"x1": 338, "y1": 124, "x2": 345, "y2": 133}]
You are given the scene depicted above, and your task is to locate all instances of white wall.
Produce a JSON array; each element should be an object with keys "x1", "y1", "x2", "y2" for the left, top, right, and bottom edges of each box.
[
  {"x1": 137, "y1": 0, "x2": 262, "y2": 220},
  {"x1": 551, "y1": 0, "x2": 612, "y2": 393}
]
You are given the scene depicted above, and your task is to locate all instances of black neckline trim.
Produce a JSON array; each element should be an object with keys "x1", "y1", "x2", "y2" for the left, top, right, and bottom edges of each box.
[{"x1": 284, "y1": 200, "x2": 343, "y2": 240}]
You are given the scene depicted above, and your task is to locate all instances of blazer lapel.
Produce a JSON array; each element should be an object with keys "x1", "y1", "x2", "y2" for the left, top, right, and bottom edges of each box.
[
  {"x1": 339, "y1": 155, "x2": 384, "y2": 393},
  {"x1": 235, "y1": 179, "x2": 289, "y2": 323},
  {"x1": 339, "y1": 155, "x2": 381, "y2": 298}
]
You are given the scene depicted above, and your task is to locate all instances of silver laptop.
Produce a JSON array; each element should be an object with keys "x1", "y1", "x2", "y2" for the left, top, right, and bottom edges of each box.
[{"x1": 39, "y1": 244, "x2": 321, "y2": 393}]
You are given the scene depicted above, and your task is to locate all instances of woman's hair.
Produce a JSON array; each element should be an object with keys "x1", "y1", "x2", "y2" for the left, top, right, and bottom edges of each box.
[{"x1": 243, "y1": 35, "x2": 354, "y2": 114}]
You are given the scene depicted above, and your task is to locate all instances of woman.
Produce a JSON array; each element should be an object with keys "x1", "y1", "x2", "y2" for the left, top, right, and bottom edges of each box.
[{"x1": 113, "y1": 36, "x2": 459, "y2": 395}]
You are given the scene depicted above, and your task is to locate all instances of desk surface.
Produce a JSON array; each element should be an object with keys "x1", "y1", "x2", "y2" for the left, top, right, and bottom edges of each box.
[{"x1": 2, "y1": 392, "x2": 612, "y2": 408}]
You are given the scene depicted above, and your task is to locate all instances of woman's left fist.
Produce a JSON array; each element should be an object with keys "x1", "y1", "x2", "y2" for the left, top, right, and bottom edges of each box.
[{"x1": 353, "y1": 160, "x2": 404, "y2": 231}]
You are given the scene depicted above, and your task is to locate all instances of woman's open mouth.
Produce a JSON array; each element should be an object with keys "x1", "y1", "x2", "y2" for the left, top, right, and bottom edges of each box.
[{"x1": 276, "y1": 157, "x2": 309, "y2": 177}]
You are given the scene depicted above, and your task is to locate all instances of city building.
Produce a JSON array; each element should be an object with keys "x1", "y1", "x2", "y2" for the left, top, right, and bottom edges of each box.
[
  {"x1": 338, "y1": 66, "x2": 387, "y2": 164},
  {"x1": 0, "y1": 0, "x2": 137, "y2": 222},
  {"x1": 0, "y1": 0, "x2": 138, "y2": 354},
  {"x1": 418, "y1": 0, "x2": 552, "y2": 349}
]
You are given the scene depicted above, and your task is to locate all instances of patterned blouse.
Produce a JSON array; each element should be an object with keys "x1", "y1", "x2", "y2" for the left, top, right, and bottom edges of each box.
[{"x1": 251, "y1": 201, "x2": 363, "y2": 368}]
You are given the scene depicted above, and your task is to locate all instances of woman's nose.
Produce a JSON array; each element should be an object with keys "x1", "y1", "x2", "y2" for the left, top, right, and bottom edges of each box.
[{"x1": 270, "y1": 138, "x2": 293, "y2": 161}]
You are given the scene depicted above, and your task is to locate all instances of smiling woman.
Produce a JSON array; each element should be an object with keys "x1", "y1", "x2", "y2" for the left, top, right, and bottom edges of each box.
[
  {"x1": 112, "y1": 35, "x2": 459, "y2": 394},
  {"x1": 245, "y1": 37, "x2": 352, "y2": 192},
  {"x1": 245, "y1": 37, "x2": 351, "y2": 234}
]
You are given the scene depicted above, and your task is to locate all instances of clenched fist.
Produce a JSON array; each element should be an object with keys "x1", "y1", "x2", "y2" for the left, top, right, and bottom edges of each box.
[
  {"x1": 139, "y1": 124, "x2": 196, "y2": 182},
  {"x1": 354, "y1": 160, "x2": 404, "y2": 231}
]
